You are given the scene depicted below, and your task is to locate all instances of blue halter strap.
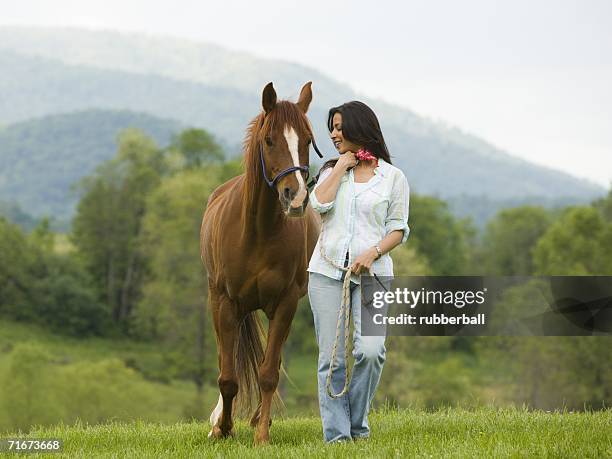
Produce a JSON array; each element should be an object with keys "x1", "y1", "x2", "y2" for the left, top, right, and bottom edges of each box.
[{"x1": 259, "y1": 137, "x2": 324, "y2": 188}]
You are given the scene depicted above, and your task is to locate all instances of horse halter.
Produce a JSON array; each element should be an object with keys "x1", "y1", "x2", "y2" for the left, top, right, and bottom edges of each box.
[{"x1": 259, "y1": 136, "x2": 324, "y2": 189}]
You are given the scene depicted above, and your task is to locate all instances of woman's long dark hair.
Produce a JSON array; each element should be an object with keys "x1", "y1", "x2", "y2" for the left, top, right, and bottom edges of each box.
[{"x1": 318, "y1": 101, "x2": 392, "y2": 178}]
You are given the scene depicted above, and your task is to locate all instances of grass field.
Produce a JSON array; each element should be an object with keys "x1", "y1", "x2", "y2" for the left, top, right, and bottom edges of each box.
[
  {"x1": 2, "y1": 320, "x2": 609, "y2": 457},
  {"x1": 2, "y1": 407, "x2": 610, "y2": 458}
]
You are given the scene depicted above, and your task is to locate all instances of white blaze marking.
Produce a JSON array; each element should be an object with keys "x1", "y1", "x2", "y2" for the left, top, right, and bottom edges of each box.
[{"x1": 283, "y1": 126, "x2": 307, "y2": 208}]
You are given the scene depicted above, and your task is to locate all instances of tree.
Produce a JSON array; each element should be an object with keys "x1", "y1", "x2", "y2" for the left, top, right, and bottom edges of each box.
[
  {"x1": 391, "y1": 243, "x2": 432, "y2": 276},
  {"x1": 534, "y1": 207, "x2": 612, "y2": 275},
  {"x1": 169, "y1": 128, "x2": 224, "y2": 169},
  {"x1": 31, "y1": 254, "x2": 111, "y2": 336},
  {"x1": 0, "y1": 216, "x2": 105, "y2": 336},
  {"x1": 0, "y1": 217, "x2": 35, "y2": 319},
  {"x1": 408, "y1": 194, "x2": 472, "y2": 275},
  {"x1": 481, "y1": 206, "x2": 552, "y2": 275},
  {"x1": 72, "y1": 129, "x2": 165, "y2": 327},
  {"x1": 134, "y1": 166, "x2": 228, "y2": 392},
  {"x1": 592, "y1": 186, "x2": 612, "y2": 222}
]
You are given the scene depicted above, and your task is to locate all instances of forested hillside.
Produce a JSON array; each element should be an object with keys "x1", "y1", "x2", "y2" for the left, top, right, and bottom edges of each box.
[{"x1": 0, "y1": 110, "x2": 182, "y2": 220}]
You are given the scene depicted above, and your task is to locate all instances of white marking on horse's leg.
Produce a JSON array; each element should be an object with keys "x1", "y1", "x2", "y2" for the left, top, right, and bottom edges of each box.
[
  {"x1": 283, "y1": 126, "x2": 307, "y2": 207},
  {"x1": 210, "y1": 393, "x2": 223, "y2": 426}
]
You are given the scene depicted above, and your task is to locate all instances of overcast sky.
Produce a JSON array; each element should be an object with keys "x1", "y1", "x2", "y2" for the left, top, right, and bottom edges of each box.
[{"x1": 2, "y1": 0, "x2": 611, "y2": 186}]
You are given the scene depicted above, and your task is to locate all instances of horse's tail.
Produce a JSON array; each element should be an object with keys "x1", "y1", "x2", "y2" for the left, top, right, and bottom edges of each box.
[{"x1": 235, "y1": 311, "x2": 284, "y2": 416}]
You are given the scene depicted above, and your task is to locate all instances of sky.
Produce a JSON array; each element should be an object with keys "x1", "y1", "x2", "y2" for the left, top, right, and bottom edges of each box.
[{"x1": 2, "y1": 0, "x2": 611, "y2": 186}]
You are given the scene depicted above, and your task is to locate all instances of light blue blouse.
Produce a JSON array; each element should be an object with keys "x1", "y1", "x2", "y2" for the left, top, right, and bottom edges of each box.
[{"x1": 307, "y1": 158, "x2": 410, "y2": 284}]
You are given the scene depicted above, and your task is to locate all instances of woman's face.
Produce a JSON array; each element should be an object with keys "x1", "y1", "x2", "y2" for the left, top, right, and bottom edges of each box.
[{"x1": 330, "y1": 113, "x2": 361, "y2": 154}]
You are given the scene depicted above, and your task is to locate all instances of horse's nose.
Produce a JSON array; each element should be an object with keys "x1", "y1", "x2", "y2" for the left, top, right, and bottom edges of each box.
[{"x1": 283, "y1": 187, "x2": 295, "y2": 200}]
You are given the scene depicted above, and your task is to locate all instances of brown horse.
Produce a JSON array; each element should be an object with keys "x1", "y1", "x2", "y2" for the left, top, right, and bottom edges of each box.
[{"x1": 200, "y1": 82, "x2": 320, "y2": 444}]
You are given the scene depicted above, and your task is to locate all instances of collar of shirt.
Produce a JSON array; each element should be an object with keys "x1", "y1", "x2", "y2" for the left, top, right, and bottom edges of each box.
[
  {"x1": 340, "y1": 157, "x2": 390, "y2": 183},
  {"x1": 342, "y1": 157, "x2": 390, "y2": 198}
]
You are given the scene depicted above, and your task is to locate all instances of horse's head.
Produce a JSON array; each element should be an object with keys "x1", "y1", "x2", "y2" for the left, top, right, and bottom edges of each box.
[{"x1": 259, "y1": 82, "x2": 314, "y2": 218}]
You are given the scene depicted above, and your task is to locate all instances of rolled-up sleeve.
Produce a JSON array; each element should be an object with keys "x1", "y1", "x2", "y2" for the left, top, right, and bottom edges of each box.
[
  {"x1": 309, "y1": 167, "x2": 335, "y2": 213},
  {"x1": 385, "y1": 172, "x2": 410, "y2": 243}
]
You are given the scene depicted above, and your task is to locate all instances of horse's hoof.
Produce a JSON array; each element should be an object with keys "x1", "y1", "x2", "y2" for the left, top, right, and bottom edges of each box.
[
  {"x1": 253, "y1": 434, "x2": 269, "y2": 446},
  {"x1": 208, "y1": 425, "x2": 234, "y2": 440}
]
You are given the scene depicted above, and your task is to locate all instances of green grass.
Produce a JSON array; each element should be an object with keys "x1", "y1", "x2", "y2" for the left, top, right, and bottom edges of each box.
[{"x1": 3, "y1": 407, "x2": 610, "y2": 458}]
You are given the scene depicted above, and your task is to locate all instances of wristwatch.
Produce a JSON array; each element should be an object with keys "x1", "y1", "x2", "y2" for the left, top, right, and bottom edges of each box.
[{"x1": 374, "y1": 244, "x2": 383, "y2": 259}]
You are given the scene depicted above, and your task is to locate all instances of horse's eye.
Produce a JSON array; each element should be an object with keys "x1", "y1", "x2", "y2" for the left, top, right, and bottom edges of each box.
[
  {"x1": 265, "y1": 136, "x2": 273, "y2": 147},
  {"x1": 307, "y1": 139, "x2": 312, "y2": 146}
]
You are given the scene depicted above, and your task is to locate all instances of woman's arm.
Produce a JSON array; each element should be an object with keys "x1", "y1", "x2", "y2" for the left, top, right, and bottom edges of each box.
[
  {"x1": 351, "y1": 230, "x2": 404, "y2": 274},
  {"x1": 311, "y1": 152, "x2": 358, "y2": 211}
]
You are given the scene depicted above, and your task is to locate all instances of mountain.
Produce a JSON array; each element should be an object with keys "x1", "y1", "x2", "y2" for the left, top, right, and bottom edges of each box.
[
  {"x1": 0, "y1": 26, "x2": 605, "y2": 223},
  {"x1": 0, "y1": 110, "x2": 182, "y2": 220},
  {"x1": 0, "y1": 50, "x2": 254, "y2": 145}
]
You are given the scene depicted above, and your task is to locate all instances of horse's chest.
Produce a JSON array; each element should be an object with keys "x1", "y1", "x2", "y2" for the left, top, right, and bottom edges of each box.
[
  {"x1": 211, "y1": 213, "x2": 309, "y2": 309},
  {"x1": 255, "y1": 268, "x2": 287, "y2": 301},
  {"x1": 226, "y1": 262, "x2": 293, "y2": 308}
]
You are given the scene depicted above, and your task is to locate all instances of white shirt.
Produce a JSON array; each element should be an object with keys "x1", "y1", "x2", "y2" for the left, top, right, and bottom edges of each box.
[{"x1": 307, "y1": 158, "x2": 410, "y2": 284}]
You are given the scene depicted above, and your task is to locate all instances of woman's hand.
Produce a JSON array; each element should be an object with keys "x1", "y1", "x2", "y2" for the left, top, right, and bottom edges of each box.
[
  {"x1": 334, "y1": 151, "x2": 358, "y2": 171},
  {"x1": 351, "y1": 247, "x2": 379, "y2": 275}
]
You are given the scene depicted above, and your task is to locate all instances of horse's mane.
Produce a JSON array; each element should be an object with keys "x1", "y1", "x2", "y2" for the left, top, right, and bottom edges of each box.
[{"x1": 242, "y1": 101, "x2": 312, "y2": 212}]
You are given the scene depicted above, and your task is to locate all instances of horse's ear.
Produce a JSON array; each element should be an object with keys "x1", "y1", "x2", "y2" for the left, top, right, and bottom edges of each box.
[
  {"x1": 262, "y1": 82, "x2": 277, "y2": 114},
  {"x1": 297, "y1": 81, "x2": 313, "y2": 113}
]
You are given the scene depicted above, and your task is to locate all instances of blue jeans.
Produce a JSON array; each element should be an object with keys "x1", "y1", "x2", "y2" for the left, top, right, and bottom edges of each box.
[{"x1": 308, "y1": 271, "x2": 388, "y2": 443}]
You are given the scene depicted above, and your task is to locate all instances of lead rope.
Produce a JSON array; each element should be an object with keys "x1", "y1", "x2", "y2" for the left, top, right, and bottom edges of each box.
[{"x1": 318, "y1": 219, "x2": 355, "y2": 399}]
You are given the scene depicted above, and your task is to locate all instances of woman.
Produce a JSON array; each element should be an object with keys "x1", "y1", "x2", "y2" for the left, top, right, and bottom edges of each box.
[{"x1": 307, "y1": 101, "x2": 410, "y2": 443}]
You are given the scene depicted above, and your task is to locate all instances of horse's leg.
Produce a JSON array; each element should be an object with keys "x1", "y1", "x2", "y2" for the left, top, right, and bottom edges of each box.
[
  {"x1": 249, "y1": 401, "x2": 262, "y2": 427},
  {"x1": 208, "y1": 285, "x2": 223, "y2": 431},
  {"x1": 249, "y1": 401, "x2": 272, "y2": 428},
  {"x1": 209, "y1": 293, "x2": 240, "y2": 439},
  {"x1": 254, "y1": 299, "x2": 298, "y2": 445}
]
